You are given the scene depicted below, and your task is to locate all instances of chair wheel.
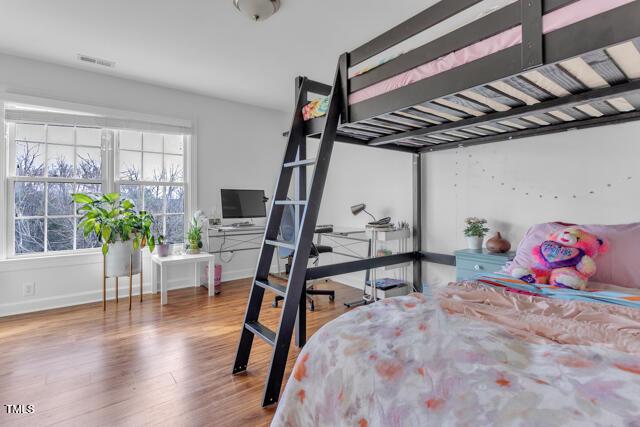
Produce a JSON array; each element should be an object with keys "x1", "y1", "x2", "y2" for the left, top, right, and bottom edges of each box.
[
  {"x1": 329, "y1": 295, "x2": 335, "y2": 302},
  {"x1": 309, "y1": 302, "x2": 315, "y2": 312},
  {"x1": 272, "y1": 301, "x2": 278, "y2": 308}
]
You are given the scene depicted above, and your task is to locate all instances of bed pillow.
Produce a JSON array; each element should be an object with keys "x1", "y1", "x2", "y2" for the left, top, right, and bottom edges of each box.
[{"x1": 505, "y1": 222, "x2": 640, "y2": 289}]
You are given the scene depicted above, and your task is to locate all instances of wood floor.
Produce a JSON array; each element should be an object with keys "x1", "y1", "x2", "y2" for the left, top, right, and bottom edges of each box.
[{"x1": 0, "y1": 279, "x2": 360, "y2": 427}]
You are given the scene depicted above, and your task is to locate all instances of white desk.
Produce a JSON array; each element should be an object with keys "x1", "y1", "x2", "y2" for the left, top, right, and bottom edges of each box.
[
  {"x1": 206, "y1": 225, "x2": 265, "y2": 255},
  {"x1": 151, "y1": 253, "x2": 217, "y2": 305}
]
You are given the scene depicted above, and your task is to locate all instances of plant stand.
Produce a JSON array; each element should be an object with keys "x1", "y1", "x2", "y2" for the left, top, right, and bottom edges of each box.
[{"x1": 102, "y1": 254, "x2": 143, "y2": 311}]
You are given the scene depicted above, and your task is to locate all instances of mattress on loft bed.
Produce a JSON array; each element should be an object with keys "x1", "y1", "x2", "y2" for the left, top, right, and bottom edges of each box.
[
  {"x1": 301, "y1": 0, "x2": 635, "y2": 121},
  {"x1": 272, "y1": 278, "x2": 640, "y2": 426}
]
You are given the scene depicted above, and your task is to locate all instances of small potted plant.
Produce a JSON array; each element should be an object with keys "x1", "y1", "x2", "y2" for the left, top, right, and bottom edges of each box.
[
  {"x1": 464, "y1": 217, "x2": 489, "y2": 250},
  {"x1": 73, "y1": 192, "x2": 156, "y2": 277},
  {"x1": 185, "y1": 214, "x2": 203, "y2": 254},
  {"x1": 156, "y1": 234, "x2": 171, "y2": 257}
]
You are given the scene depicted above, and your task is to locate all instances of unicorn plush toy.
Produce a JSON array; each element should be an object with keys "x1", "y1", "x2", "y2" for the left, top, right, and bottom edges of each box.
[{"x1": 512, "y1": 226, "x2": 609, "y2": 290}]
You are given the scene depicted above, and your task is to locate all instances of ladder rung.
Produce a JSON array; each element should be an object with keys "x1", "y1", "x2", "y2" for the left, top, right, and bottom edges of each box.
[
  {"x1": 265, "y1": 240, "x2": 296, "y2": 250},
  {"x1": 274, "y1": 200, "x2": 307, "y2": 206},
  {"x1": 255, "y1": 280, "x2": 286, "y2": 297},
  {"x1": 284, "y1": 158, "x2": 316, "y2": 168},
  {"x1": 245, "y1": 321, "x2": 276, "y2": 346}
]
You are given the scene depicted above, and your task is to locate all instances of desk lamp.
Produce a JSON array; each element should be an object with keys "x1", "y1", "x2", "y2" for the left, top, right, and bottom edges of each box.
[{"x1": 351, "y1": 203, "x2": 376, "y2": 222}]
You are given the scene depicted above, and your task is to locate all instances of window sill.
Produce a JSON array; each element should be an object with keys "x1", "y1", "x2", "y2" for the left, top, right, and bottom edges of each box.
[
  {"x1": 0, "y1": 248, "x2": 171, "y2": 273},
  {"x1": 0, "y1": 251, "x2": 103, "y2": 273}
]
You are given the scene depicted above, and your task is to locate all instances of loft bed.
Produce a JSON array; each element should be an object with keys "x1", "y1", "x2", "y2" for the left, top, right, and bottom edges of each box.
[
  {"x1": 234, "y1": 0, "x2": 640, "y2": 409},
  {"x1": 303, "y1": 0, "x2": 640, "y2": 153}
]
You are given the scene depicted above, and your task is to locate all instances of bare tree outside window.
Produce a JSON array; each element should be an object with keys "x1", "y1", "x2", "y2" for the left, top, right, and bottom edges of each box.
[
  {"x1": 8, "y1": 123, "x2": 187, "y2": 256},
  {"x1": 11, "y1": 123, "x2": 102, "y2": 255},
  {"x1": 117, "y1": 131, "x2": 185, "y2": 244}
]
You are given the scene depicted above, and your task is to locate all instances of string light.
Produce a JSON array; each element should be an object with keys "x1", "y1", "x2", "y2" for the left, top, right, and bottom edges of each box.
[{"x1": 449, "y1": 154, "x2": 634, "y2": 200}]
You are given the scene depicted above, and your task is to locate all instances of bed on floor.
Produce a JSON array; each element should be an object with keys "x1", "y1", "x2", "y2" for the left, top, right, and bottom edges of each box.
[
  {"x1": 273, "y1": 223, "x2": 640, "y2": 426},
  {"x1": 274, "y1": 286, "x2": 640, "y2": 426}
]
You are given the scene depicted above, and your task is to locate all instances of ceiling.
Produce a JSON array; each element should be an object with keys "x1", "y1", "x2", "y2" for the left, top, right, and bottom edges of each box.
[{"x1": 0, "y1": 0, "x2": 435, "y2": 112}]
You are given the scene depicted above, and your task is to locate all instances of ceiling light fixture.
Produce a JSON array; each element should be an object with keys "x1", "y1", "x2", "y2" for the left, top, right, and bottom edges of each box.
[{"x1": 233, "y1": 0, "x2": 280, "y2": 22}]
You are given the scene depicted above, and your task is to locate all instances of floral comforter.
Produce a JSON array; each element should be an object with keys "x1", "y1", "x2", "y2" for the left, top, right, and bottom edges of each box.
[{"x1": 273, "y1": 287, "x2": 640, "y2": 427}]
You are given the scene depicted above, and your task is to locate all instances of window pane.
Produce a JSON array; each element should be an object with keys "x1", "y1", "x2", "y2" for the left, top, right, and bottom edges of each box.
[
  {"x1": 164, "y1": 155, "x2": 183, "y2": 182},
  {"x1": 166, "y1": 215, "x2": 184, "y2": 243},
  {"x1": 15, "y1": 182, "x2": 45, "y2": 217},
  {"x1": 76, "y1": 127, "x2": 101, "y2": 147},
  {"x1": 152, "y1": 215, "x2": 164, "y2": 237},
  {"x1": 15, "y1": 141, "x2": 45, "y2": 177},
  {"x1": 48, "y1": 183, "x2": 74, "y2": 216},
  {"x1": 75, "y1": 183, "x2": 101, "y2": 198},
  {"x1": 119, "y1": 130, "x2": 142, "y2": 150},
  {"x1": 76, "y1": 218, "x2": 100, "y2": 249},
  {"x1": 143, "y1": 152, "x2": 164, "y2": 181},
  {"x1": 144, "y1": 186, "x2": 164, "y2": 214},
  {"x1": 15, "y1": 219, "x2": 45, "y2": 254},
  {"x1": 48, "y1": 125, "x2": 74, "y2": 144},
  {"x1": 119, "y1": 150, "x2": 141, "y2": 181},
  {"x1": 166, "y1": 186, "x2": 184, "y2": 213},
  {"x1": 164, "y1": 135, "x2": 183, "y2": 155},
  {"x1": 76, "y1": 146, "x2": 101, "y2": 179},
  {"x1": 47, "y1": 218, "x2": 74, "y2": 251},
  {"x1": 47, "y1": 144, "x2": 74, "y2": 177},
  {"x1": 143, "y1": 133, "x2": 163, "y2": 152},
  {"x1": 120, "y1": 185, "x2": 142, "y2": 210},
  {"x1": 16, "y1": 123, "x2": 45, "y2": 142}
]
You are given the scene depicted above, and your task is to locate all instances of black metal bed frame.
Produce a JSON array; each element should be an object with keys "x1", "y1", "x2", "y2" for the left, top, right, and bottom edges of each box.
[{"x1": 233, "y1": 0, "x2": 640, "y2": 407}]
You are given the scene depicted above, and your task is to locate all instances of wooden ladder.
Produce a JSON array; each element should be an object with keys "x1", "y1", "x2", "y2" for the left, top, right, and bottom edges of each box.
[{"x1": 231, "y1": 66, "x2": 345, "y2": 407}]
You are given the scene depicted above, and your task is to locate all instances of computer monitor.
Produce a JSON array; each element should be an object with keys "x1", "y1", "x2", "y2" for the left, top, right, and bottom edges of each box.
[{"x1": 220, "y1": 189, "x2": 267, "y2": 219}]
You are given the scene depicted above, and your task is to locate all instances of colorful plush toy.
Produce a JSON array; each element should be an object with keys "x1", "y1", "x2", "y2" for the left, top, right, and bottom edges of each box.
[{"x1": 512, "y1": 226, "x2": 609, "y2": 290}]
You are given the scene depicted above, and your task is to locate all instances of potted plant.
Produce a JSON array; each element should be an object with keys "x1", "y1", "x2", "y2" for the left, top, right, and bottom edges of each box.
[
  {"x1": 185, "y1": 214, "x2": 203, "y2": 254},
  {"x1": 463, "y1": 217, "x2": 489, "y2": 250},
  {"x1": 72, "y1": 192, "x2": 156, "y2": 277},
  {"x1": 156, "y1": 234, "x2": 171, "y2": 257}
]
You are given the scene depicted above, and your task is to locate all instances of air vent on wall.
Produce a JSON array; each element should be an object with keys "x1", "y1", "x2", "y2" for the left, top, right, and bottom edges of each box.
[{"x1": 77, "y1": 54, "x2": 115, "y2": 68}]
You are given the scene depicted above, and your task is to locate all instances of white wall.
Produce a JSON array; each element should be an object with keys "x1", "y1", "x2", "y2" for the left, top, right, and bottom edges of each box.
[
  {"x1": 308, "y1": 139, "x2": 414, "y2": 289},
  {"x1": 423, "y1": 121, "x2": 640, "y2": 286},
  {"x1": 0, "y1": 52, "x2": 287, "y2": 316}
]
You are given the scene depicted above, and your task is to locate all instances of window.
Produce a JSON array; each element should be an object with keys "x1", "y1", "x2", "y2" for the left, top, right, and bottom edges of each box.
[
  {"x1": 116, "y1": 130, "x2": 186, "y2": 245},
  {"x1": 8, "y1": 122, "x2": 103, "y2": 254},
  {"x1": 5, "y1": 117, "x2": 189, "y2": 257}
]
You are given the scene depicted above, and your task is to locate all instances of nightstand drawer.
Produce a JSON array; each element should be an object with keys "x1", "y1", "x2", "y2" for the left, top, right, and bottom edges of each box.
[
  {"x1": 456, "y1": 259, "x2": 505, "y2": 274},
  {"x1": 454, "y1": 249, "x2": 515, "y2": 282},
  {"x1": 456, "y1": 263, "x2": 504, "y2": 281}
]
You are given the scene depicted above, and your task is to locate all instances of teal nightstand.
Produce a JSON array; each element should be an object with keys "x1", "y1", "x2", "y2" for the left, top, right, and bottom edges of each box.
[{"x1": 455, "y1": 249, "x2": 515, "y2": 281}]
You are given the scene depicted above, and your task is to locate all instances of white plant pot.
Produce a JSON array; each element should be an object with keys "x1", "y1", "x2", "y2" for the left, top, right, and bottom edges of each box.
[
  {"x1": 105, "y1": 240, "x2": 141, "y2": 278},
  {"x1": 466, "y1": 236, "x2": 484, "y2": 250}
]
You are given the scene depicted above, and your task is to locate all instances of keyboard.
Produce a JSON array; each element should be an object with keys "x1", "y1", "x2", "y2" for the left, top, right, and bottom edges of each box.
[{"x1": 315, "y1": 224, "x2": 334, "y2": 233}]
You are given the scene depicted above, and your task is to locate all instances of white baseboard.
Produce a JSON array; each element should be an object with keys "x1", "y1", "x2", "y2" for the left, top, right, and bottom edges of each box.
[{"x1": 0, "y1": 263, "x2": 278, "y2": 317}]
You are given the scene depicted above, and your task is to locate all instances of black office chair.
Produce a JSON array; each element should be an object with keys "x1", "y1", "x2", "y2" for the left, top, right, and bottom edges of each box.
[{"x1": 272, "y1": 203, "x2": 334, "y2": 311}]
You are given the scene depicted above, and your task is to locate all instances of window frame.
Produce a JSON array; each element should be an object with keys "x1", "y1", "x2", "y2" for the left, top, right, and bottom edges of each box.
[
  {"x1": 114, "y1": 129, "x2": 188, "y2": 245},
  {"x1": 6, "y1": 122, "x2": 108, "y2": 257},
  {"x1": 3, "y1": 114, "x2": 192, "y2": 259}
]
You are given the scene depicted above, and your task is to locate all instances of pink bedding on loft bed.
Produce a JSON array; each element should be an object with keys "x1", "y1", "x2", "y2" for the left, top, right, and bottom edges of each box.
[
  {"x1": 348, "y1": 0, "x2": 634, "y2": 105},
  {"x1": 302, "y1": 0, "x2": 635, "y2": 121}
]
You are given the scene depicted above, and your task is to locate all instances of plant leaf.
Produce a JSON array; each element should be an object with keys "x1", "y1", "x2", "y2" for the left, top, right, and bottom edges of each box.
[
  {"x1": 72, "y1": 193, "x2": 94, "y2": 204},
  {"x1": 103, "y1": 192, "x2": 120, "y2": 203}
]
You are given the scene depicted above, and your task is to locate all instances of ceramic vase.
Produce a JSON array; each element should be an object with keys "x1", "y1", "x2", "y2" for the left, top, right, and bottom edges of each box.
[
  {"x1": 466, "y1": 235, "x2": 483, "y2": 250},
  {"x1": 105, "y1": 240, "x2": 141, "y2": 278},
  {"x1": 486, "y1": 232, "x2": 511, "y2": 253},
  {"x1": 157, "y1": 244, "x2": 171, "y2": 257}
]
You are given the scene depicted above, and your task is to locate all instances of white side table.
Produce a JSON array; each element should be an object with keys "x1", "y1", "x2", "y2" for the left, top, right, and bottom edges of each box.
[{"x1": 151, "y1": 253, "x2": 217, "y2": 305}]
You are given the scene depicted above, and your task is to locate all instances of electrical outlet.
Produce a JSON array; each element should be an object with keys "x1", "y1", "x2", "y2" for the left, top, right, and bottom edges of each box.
[{"x1": 22, "y1": 282, "x2": 35, "y2": 297}]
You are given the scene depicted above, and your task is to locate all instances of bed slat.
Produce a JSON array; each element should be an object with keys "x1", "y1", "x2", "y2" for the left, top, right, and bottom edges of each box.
[
  {"x1": 606, "y1": 41, "x2": 640, "y2": 80},
  {"x1": 538, "y1": 66, "x2": 586, "y2": 94},
  {"x1": 581, "y1": 51, "x2": 627, "y2": 86}
]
